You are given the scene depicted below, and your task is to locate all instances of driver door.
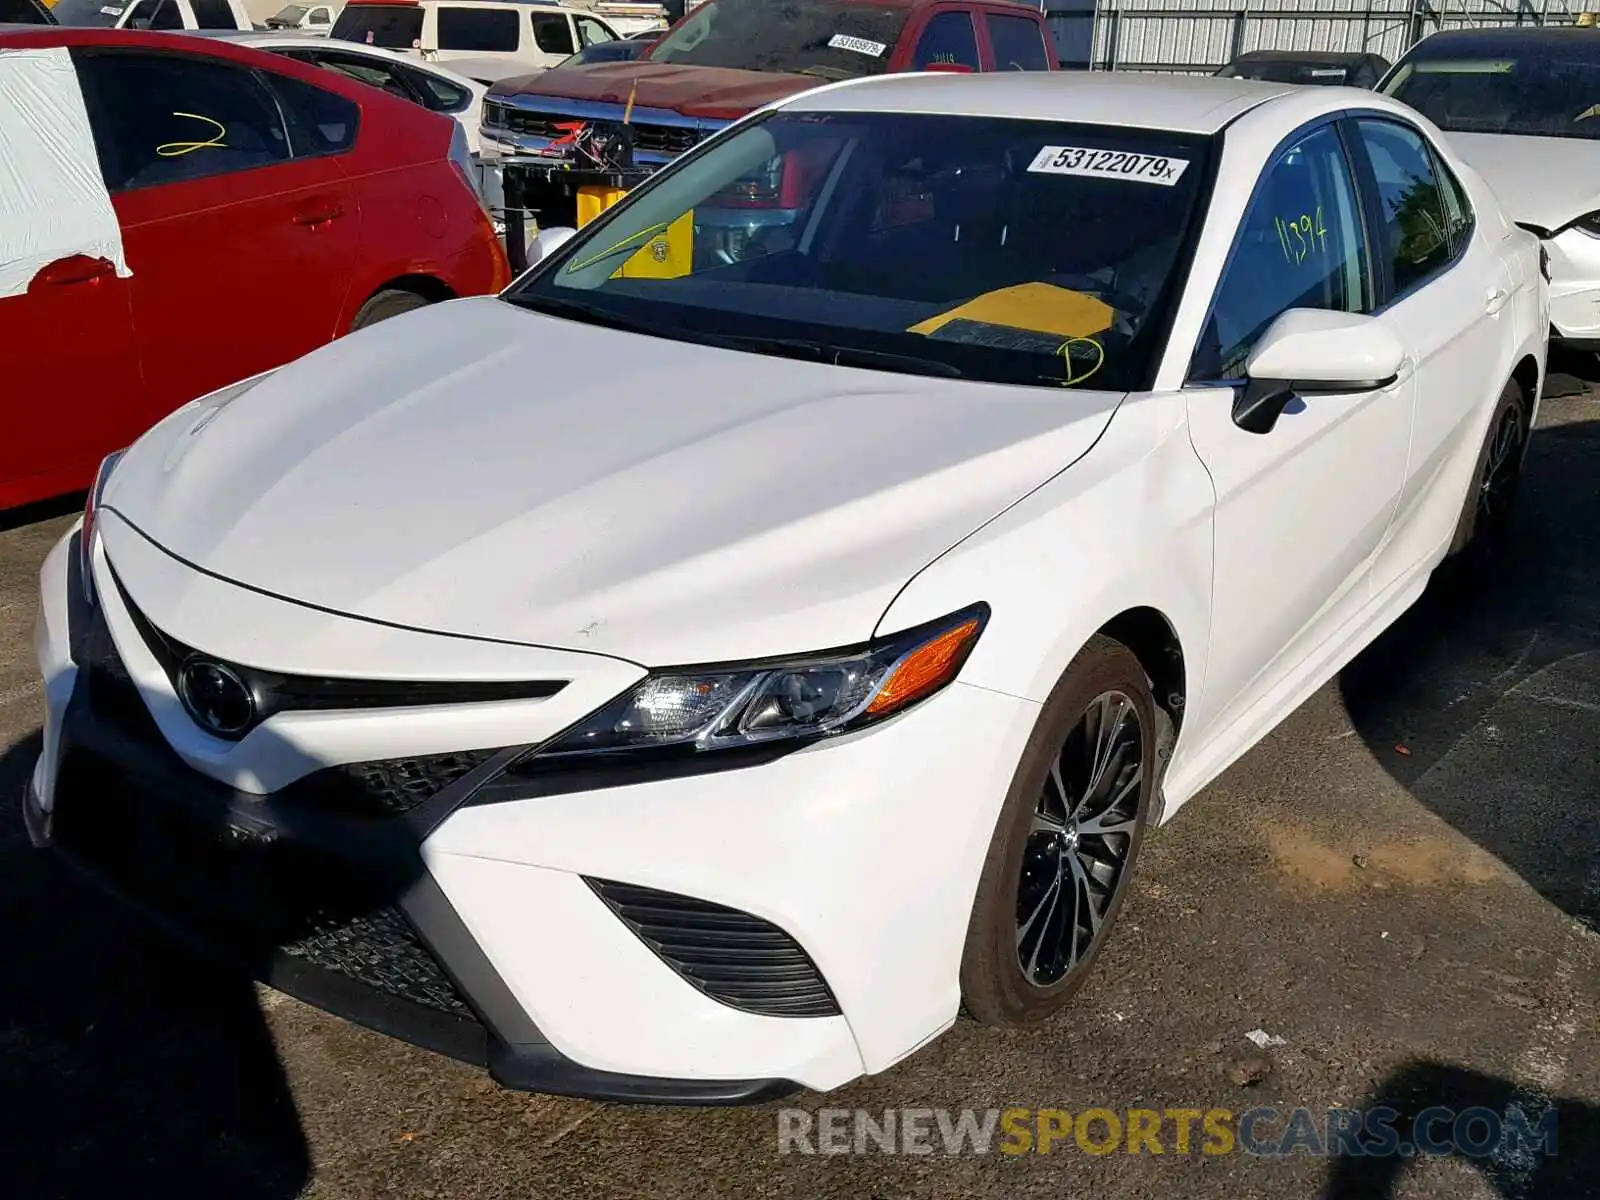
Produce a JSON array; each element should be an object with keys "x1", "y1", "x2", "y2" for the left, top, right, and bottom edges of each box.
[{"x1": 1181, "y1": 120, "x2": 1415, "y2": 749}]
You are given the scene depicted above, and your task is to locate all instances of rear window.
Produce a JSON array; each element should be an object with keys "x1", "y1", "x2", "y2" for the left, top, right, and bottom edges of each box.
[
  {"x1": 1218, "y1": 58, "x2": 1353, "y2": 85},
  {"x1": 437, "y1": 5, "x2": 520, "y2": 52},
  {"x1": 331, "y1": 2, "x2": 424, "y2": 48},
  {"x1": 1383, "y1": 48, "x2": 1600, "y2": 140},
  {"x1": 508, "y1": 111, "x2": 1212, "y2": 393},
  {"x1": 193, "y1": 0, "x2": 238, "y2": 27},
  {"x1": 647, "y1": 0, "x2": 911, "y2": 81},
  {"x1": 986, "y1": 13, "x2": 1051, "y2": 71}
]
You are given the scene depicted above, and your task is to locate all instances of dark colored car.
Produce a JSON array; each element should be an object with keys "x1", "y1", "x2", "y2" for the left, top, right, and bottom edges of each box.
[
  {"x1": 553, "y1": 33, "x2": 653, "y2": 67},
  {"x1": 1, "y1": 0, "x2": 57, "y2": 22},
  {"x1": 1216, "y1": 49, "x2": 1390, "y2": 89}
]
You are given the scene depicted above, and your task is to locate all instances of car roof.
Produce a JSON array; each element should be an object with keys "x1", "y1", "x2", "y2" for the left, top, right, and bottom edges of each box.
[
  {"x1": 784, "y1": 71, "x2": 1293, "y2": 135},
  {"x1": 1405, "y1": 25, "x2": 1600, "y2": 56},
  {"x1": 1232, "y1": 49, "x2": 1378, "y2": 65}
]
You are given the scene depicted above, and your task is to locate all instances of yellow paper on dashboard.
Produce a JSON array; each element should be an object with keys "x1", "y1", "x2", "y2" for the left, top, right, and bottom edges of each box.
[{"x1": 907, "y1": 282, "x2": 1115, "y2": 339}]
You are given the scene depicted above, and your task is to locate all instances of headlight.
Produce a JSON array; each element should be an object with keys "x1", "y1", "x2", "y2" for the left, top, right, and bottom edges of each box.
[
  {"x1": 1568, "y1": 211, "x2": 1600, "y2": 238},
  {"x1": 80, "y1": 449, "x2": 126, "y2": 606},
  {"x1": 532, "y1": 604, "x2": 988, "y2": 761}
]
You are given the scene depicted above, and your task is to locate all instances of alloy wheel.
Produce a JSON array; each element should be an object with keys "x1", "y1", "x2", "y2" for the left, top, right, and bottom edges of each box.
[
  {"x1": 1015, "y1": 690, "x2": 1144, "y2": 987},
  {"x1": 1477, "y1": 402, "x2": 1525, "y2": 528}
]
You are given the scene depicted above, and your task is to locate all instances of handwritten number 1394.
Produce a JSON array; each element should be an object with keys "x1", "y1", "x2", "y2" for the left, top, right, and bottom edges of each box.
[{"x1": 1275, "y1": 207, "x2": 1327, "y2": 265}]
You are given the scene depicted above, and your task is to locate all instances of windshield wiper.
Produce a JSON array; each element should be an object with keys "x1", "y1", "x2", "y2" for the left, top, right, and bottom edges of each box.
[
  {"x1": 502, "y1": 292, "x2": 658, "y2": 336},
  {"x1": 696, "y1": 332, "x2": 963, "y2": 378}
]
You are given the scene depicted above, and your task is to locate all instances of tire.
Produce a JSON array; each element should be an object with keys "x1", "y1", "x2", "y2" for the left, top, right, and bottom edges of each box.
[
  {"x1": 349, "y1": 288, "x2": 433, "y2": 332},
  {"x1": 1445, "y1": 377, "x2": 1530, "y2": 561},
  {"x1": 960, "y1": 635, "x2": 1158, "y2": 1027}
]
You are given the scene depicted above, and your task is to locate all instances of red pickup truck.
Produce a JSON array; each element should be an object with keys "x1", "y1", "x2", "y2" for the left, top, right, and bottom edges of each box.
[{"x1": 481, "y1": 0, "x2": 1055, "y2": 228}]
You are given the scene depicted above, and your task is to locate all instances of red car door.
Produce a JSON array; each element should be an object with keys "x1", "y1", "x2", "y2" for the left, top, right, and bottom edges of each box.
[
  {"x1": 71, "y1": 45, "x2": 360, "y2": 435},
  {"x1": 2, "y1": 257, "x2": 142, "y2": 509}
]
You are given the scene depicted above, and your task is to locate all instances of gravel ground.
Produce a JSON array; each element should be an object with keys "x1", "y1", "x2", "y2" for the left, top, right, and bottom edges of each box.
[{"x1": 1, "y1": 368, "x2": 1597, "y2": 1200}]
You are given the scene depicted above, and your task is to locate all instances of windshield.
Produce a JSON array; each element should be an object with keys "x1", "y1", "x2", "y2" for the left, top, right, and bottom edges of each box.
[
  {"x1": 1383, "y1": 50, "x2": 1600, "y2": 140},
  {"x1": 645, "y1": 0, "x2": 910, "y2": 81},
  {"x1": 1220, "y1": 59, "x2": 1352, "y2": 85},
  {"x1": 331, "y1": 3, "x2": 423, "y2": 48},
  {"x1": 507, "y1": 112, "x2": 1212, "y2": 392},
  {"x1": 49, "y1": 0, "x2": 124, "y2": 25}
]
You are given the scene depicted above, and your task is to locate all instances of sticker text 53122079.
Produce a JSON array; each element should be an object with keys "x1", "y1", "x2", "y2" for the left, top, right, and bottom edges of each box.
[{"x1": 1027, "y1": 146, "x2": 1190, "y2": 186}]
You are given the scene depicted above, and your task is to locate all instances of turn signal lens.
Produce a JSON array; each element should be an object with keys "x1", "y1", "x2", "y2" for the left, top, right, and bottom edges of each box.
[{"x1": 866, "y1": 619, "x2": 983, "y2": 717}]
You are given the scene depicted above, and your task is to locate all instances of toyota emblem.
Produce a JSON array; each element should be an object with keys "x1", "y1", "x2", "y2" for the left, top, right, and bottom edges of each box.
[{"x1": 177, "y1": 658, "x2": 256, "y2": 738}]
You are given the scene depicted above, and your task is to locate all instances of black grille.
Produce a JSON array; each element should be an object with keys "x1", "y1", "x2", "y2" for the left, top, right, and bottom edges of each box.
[
  {"x1": 586, "y1": 879, "x2": 840, "y2": 1018},
  {"x1": 291, "y1": 750, "x2": 499, "y2": 818},
  {"x1": 281, "y1": 906, "x2": 474, "y2": 1017},
  {"x1": 52, "y1": 754, "x2": 477, "y2": 1020},
  {"x1": 495, "y1": 106, "x2": 701, "y2": 156}
]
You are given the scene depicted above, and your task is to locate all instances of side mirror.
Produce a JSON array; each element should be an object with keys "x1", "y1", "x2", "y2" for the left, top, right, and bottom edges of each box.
[
  {"x1": 532, "y1": 225, "x2": 577, "y2": 263},
  {"x1": 923, "y1": 62, "x2": 974, "y2": 74},
  {"x1": 1235, "y1": 309, "x2": 1406, "y2": 434}
]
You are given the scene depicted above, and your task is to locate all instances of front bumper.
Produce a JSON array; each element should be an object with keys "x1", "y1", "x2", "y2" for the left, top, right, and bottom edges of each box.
[{"x1": 29, "y1": 521, "x2": 1039, "y2": 1100}]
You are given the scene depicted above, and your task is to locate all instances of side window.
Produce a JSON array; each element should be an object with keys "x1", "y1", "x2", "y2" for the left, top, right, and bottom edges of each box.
[
  {"x1": 576, "y1": 16, "x2": 614, "y2": 46},
  {"x1": 192, "y1": 0, "x2": 236, "y2": 28},
  {"x1": 1353, "y1": 118, "x2": 1455, "y2": 296},
  {"x1": 912, "y1": 11, "x2": 978, "y2": 71},
  {"x1": 530, "y1": 11, "x2": 575, "y2": 55},
  {"x1": 71, "y1": 50, "x2": 292, "y2": 191},
  {"x1": 266, "y1": 73, "x2": 361, "y2": 155},
  {"x1": 1193, "y1": 124, "x2": 1373, "y2": 380},
  {"x1": 404, "y1": 64, "x2": 472, "y2": 111},
  {"x1": 308, "y1": 5, "x2": 330, "y2": 24},
  {"x1": 437, "y1": 6, "x2": 521, "y2": 52},
  {"x1": 985, "y1": 13, "x2": 1051, "y2": 71},
  {"x1": 1429, "y1": 148, "x2": 1474, "y2": 255},
  {"x1": 126, "y1": 0, "x2": 184, "y2": 28},
  {"x1": 299, "y1": 50, "x2": 412, "y2": 102}
]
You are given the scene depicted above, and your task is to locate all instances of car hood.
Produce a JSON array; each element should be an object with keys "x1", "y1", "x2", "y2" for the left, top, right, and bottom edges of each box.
[
  {"x1": 1443, "y1": 131, "x2": 1600, "y2": 232},
  {"x1": 103, "y1": 297, "x2": 1125, "y2": 666},
  {"x1": 489, "y1": 61, "x2": 814, "y2": 119}
]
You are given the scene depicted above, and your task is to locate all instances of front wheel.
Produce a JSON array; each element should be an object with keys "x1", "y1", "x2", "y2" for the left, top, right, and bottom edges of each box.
[{"x1": 960, "y1": 635, "x2": 1157, "y2": 1026}]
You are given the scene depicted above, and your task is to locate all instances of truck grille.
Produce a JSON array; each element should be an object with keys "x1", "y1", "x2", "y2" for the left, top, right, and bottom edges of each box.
[
  {"x1": 586, "y1": 879, "x2": 841, "y2": 1018},
  {"x1": 486, "y1": 102, "x2": 702, "y2": 157}
]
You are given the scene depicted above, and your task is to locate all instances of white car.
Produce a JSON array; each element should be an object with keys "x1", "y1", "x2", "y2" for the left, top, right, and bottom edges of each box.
[
  {"x1": 261, "y1": 2, "x2": 342, "y2": 34},
  {"x1": 26, "y1": 72, "x2": 1546, "y2": 1102},
  {"x1": 188, "y1": 29, "x2": 487, "y2": 151},
  {"x1": 330, "y1": 0, "x2": 625, "y2": 85},
  {"x1": 1381, "y1": 27, "x2": 1596, "y2": 347}
]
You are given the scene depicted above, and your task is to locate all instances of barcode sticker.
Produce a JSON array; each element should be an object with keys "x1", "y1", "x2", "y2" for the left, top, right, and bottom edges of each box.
[
  {"x1": 1028, "y1": 146, "x2": 1190, "y2": 186},
  {"x1": 828, "y1": 33, "x2": 887, "y2": 57}
]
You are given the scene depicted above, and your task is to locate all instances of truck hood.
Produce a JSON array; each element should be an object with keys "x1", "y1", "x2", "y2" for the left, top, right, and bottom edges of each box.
[
  {"x1": 1443, "y1": 131, "x2": 1600, "y2": 232},
  {"x1": 489, "y1": 61, "x2": 814, "y2": 119},
  {"x1": 103, "y1": 297, "x2": 1124, "y2": 666}
]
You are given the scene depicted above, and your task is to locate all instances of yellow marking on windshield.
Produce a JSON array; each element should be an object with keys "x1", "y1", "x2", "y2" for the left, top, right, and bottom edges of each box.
[
  {"x1": 906, "y1": 282, "x2": 1114, "y2": 339},
  {"x1": 1058, "y1": 337, "x2": 1104, "y2": 387},
  {"x1": 1578, "y1": 103, "x2": 1600, "y2": 121},
  {"x1": 567, "y1": 220, "x2": 673, "y2": 272}
]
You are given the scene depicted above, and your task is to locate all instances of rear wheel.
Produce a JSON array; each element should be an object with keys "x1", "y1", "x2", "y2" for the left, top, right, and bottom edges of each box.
[
  {"x1": 349, "y1": 288, "x2": 433, "y2": 332},
  {"x1": 960, "y1": 636, "x2": 1157, "y2": 1026},
  {"x1": 1446, "y1": 377, "x2": 1530, "y2": 561}
]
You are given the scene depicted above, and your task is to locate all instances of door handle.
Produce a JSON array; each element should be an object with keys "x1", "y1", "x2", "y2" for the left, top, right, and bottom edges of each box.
[
  {"x1": 33, "y1": 255, "x2": 115, "y2": 287},
  {"x1": 1485, "y1": 285, "x2": 1511, "y2": 315},
  {"x1": 293, "y1": 202, "x2": 344, "y2": 228}
]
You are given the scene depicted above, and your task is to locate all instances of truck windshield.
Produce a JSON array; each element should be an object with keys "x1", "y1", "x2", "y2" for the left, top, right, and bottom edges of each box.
[
  {"x1": 331, "y1": 2, "x2": 424, "y2": 48},
  {"x1": 507, "y1": 111, "x2": 1212, "y2": 393},
  {"x1": 1383, "y1": 47, "x2": 1600, "y2": 140},
  {"x1": 646, "y1": 0, "x2": 911, "y2": 80}
]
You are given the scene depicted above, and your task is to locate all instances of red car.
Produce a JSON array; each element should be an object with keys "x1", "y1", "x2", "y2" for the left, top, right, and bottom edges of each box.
[{"x1": 0, "y1": 28, "x2": 510, "y2": 510}]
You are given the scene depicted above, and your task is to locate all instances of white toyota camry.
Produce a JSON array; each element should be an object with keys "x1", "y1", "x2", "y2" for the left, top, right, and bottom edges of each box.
[{"x1": 27, "y1": 71, "x2": 1547, "y2": 1102}]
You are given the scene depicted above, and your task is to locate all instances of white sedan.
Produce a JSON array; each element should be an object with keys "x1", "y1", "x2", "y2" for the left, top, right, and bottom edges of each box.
[
  {"x1": 26, "y1": 72, "x2": 1546, "y2": 1101},
  {"x1": 1381, "y1": 27, "x2": 1596, "y2": 347},
  {"x1": 190, "y1": 29, "x2": 486, "y2": 151}
]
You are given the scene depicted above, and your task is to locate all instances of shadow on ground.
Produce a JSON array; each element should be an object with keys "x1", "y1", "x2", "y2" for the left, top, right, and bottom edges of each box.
[
  {"x1": 1340, "y1": 381, "x2": 1600, "y2": 930},
  {"x1": 0, "y1": 734, "x2": 311, "y2": 1196},
  {"x1": 1323, "y1": 1060, "x2": 1600, "y2": 1199}
]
